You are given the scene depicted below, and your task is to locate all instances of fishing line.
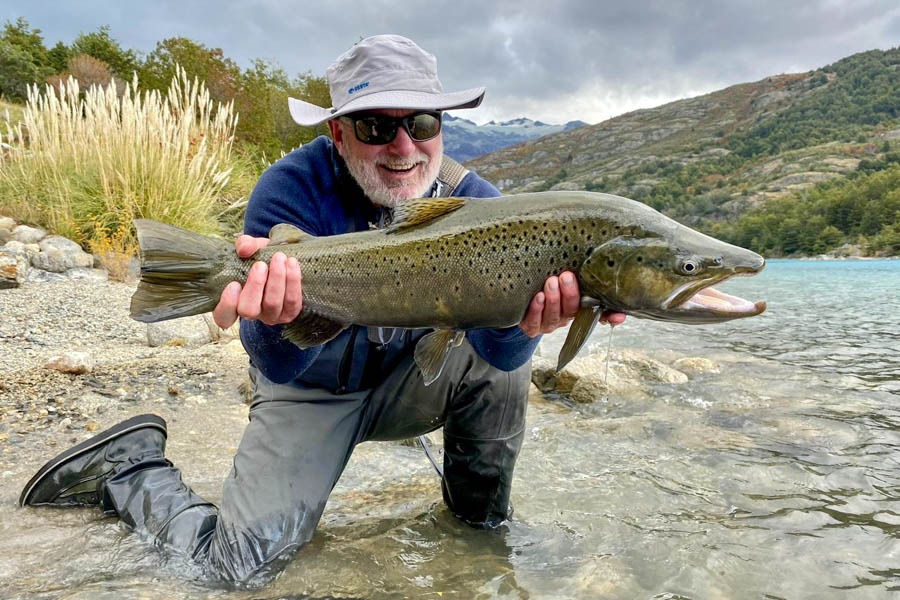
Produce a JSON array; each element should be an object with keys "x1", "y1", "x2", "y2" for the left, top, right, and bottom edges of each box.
[
  {"x1": 603, "y1": 320, "x2": 616, "y2": 402},
  {"x1": 418, "y1": 435, "x2": 443, "y2": 477}
]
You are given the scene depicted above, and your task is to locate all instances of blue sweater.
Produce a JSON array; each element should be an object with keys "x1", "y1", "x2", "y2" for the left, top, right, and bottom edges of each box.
[{"x1": 239, "y1": 136, "x2": 540, "y2": 392}]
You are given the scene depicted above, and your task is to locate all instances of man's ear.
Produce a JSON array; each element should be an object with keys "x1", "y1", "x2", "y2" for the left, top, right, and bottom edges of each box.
[{"x1": 328, "y1": 119, "x2": 345, "y2": 156}]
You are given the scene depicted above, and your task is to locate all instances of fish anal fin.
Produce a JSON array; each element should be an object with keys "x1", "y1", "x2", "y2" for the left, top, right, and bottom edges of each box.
[
  {"x1": 414, "y1": 329, "x2": 462, "y2": 386},
  {"x1": 386, "y1": 197, "x2": 466, "y2": 233},
  {"x1": 269, "y1": 223, "x2": 314, "y2": 245},
  {"x1": 282, "y1": 311, "x2": 347, "y2": 348},
  {"x1": 556, "y1": 305, "x2": 603, "y2": 372}
]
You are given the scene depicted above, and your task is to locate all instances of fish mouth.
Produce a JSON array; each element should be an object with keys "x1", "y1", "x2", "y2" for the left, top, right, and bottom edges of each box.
[
  {"x1": 676, "y1": 286, "x2": 766, "y2": 318},
  {"x1": 661, "y1": 270, "x2": 766, "y2": 323}
]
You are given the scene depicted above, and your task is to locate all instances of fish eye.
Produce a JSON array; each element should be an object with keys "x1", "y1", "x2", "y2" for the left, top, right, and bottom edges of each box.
[{"x1": 679, "y1": 259, "x2": 700, "y2": 275}]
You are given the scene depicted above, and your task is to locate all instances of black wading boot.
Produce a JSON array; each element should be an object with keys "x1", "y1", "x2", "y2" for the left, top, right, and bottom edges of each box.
[{"x1": 19, "y1": 414, "x2": 168, "y2": 508}]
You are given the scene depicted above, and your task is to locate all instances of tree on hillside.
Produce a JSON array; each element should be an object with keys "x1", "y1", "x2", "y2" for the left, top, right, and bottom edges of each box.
[
  {"x1": 47, "y1": 41, "x2": 71, "y2": 74},
  {"x1": 0, "y1": 17, "x2": 52, "y2": 100},
  {"x1": 2, "y1": 17, "x2": 50, "y2": 68},
  {"x1": 70, "y1": 25, "x2": 140, "y2": 79},
  {"x1": 140, "y1": 37, "x2": 242, "y2": 103},
  {"x1": 241, "y1": 60, "x2": 331, "y2": 156}
]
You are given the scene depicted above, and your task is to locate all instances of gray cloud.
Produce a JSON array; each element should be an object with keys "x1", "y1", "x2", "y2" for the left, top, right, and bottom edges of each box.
[{"x1": 3, "y1": 0, "x2": 898, "y2": 123}]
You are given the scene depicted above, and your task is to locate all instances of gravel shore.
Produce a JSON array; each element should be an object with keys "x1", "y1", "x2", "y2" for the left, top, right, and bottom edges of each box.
[{"x1": 0, "y1": 279, "x2": 249, "y2": 464}]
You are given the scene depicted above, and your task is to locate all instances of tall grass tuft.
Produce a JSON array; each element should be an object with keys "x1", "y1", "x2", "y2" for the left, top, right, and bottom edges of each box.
[{"x1": 0, "y1": 67, "x2": 243, "y2": 256}]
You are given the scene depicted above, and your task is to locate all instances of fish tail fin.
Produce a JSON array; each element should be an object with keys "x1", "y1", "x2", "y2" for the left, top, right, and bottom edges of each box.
[{"x1": 130, "y1": 219, "x2": 234, "y2": 323}]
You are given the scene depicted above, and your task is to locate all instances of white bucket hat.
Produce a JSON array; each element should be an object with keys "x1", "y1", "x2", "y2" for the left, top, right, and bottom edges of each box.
[{"x1": 288, "y1": 34, "x2": 485, "y2": 127}]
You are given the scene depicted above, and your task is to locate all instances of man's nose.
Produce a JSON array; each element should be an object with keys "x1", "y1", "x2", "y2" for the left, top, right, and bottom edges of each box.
[{"x1": 387, "y1": 125, "x2": 416, "y2": 155}]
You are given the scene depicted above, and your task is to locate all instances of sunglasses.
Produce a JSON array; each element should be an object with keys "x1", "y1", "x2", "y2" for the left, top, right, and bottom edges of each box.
[{"x1": 341, "y1": 111, "x2": 442, "y2": 145}]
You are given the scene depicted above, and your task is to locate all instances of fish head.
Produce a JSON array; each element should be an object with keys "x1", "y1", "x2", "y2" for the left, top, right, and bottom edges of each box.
[{"x1": 578, "y1": 230, "x2": 766, "y2": 324}]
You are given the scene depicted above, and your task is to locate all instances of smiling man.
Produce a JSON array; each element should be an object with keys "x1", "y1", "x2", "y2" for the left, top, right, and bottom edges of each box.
[{"x1": 20, "y1": 35, "x2": 623, "y2": 585}]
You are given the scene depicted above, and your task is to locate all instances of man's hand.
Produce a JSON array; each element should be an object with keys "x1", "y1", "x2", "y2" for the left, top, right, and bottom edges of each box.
[
  {"x1": 518, "y1": 271, "x2": 626, "y2": 337},
  {"x1": 212, "y1": 235, "x2": 303, "y2": 329}
]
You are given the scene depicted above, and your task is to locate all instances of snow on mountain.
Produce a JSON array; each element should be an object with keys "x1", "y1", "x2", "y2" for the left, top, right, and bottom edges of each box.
[{"x1": 441, "y1": 114, "x2": 588, "y2": 163}]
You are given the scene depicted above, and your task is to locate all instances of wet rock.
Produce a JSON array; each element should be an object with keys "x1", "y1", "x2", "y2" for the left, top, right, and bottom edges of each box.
[
  {"x1": 556, "y1": 354, "x2": 611, "y2": 393},
  {"x1": 530, "y1": 356, "x2": 558, "y2": 392},
  {"x1": 31, "y1": 236, "x2": 93, "y2": 273},
  {"x1": 146, "y1": 315, "x2": 213, "y2": 347},
  {"x1": 0, "y1": 247, "x2": 28, "y2": 289},
  {"x1": 11, "y1": 224, "x2": 47, "y2": 244},
  {"x1": 570, "y1": 373, "x2": 613, "y2": 403},
  {"x1": 672, "y1": 357, "x2": 721, "y2": 374},
  {"x1": 44, "y1": 351, "x2": 94, "y2": 374},
  {"x1": 548, "y1": 350, "x2": 689, "y2": 403}
]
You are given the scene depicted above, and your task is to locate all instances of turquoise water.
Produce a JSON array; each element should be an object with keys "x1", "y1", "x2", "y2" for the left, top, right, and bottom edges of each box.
[{"x1": 604, "y1": 258, "x2": 900, "y2": 395}]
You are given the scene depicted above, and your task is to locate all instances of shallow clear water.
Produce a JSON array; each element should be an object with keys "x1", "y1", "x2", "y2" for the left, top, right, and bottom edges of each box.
[{"x1": 2, "y1": 259, "x2": 898, "y2": 599}]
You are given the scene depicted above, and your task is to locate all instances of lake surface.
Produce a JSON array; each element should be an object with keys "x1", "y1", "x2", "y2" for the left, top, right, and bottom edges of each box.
[{"x1": 2, "y1": 259, "x2": 898, "y2": 599}]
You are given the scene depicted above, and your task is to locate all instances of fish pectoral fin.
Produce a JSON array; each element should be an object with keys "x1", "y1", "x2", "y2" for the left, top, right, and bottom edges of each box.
[
  {"x1": 414, "y1": 329, "x2": 462, "y2": 386},
  {"x1": 386, "y1": 197, "x2": 466, "y2": 233},
  {"x1": 281, "y1": 311, "x2": 347, "y2": 348},
  {"x1": 269, "y1": 223, "x2": 315, "y2": 245},
  {"x1": 556, "y1": 305, "x2": 603, "y2": 373}
]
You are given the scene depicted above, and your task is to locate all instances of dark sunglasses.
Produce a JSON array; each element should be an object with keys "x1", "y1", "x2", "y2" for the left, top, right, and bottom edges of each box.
[{"x1": 341, "y1": 111, "x2": 442, "y2": 145}]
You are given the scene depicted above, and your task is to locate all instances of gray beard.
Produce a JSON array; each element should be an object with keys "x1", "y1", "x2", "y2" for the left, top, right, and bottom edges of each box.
[{"x1": 342, "y1": 146, "x2": 442, "y2": 208}]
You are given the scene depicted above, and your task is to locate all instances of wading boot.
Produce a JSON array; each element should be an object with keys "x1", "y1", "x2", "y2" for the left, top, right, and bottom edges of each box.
[{"x1": 19, "y1": 414, "x2": 167, "y2": 507}]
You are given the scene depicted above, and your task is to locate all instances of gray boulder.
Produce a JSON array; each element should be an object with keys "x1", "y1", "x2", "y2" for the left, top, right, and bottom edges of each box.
[
  {"x1": 31, "y1": 235, "x2": 93, "y2": 273},
  {"x1": 11, "y1": 224, "x2": 47, "y2": 244},
  {"x1": 0, "y1": 216, "x2": 15, "y2": 230},
  {"x1": 26, "y1": 268, "x2": 67, "y2": 283}
]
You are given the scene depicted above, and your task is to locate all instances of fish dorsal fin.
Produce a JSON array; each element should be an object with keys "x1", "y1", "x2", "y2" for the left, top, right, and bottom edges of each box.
[
  {"x1": 282, "y1": 311, "x2": 348, "y2": 348},
  {"x1": 269, "y1": 223, "x2": 314, "y2": 245},
  {"x1": 386, "y1": 197, "x2": 466, "y2": 234},
  {"x1": 414, "y1": 329, "x2": 464, "y2": 385},
  {"x1": 556, "y1": 305, "x2": 603, "y2": 372}
]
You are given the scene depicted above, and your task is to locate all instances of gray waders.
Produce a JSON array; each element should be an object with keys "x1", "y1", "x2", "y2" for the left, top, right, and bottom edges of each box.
[{"x1": 103, "y1": 340, "x2": 530, "y2": 584}]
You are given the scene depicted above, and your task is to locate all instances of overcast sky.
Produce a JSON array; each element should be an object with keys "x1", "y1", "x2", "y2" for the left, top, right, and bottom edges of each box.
[{"x1": 4, "y1": 1, "x2": 900, "y2": 125}]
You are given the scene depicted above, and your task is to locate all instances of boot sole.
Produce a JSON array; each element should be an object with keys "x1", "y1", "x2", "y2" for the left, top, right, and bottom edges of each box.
[{"x1": 19, "y1": 414, "x2": 167, "y2": 507}]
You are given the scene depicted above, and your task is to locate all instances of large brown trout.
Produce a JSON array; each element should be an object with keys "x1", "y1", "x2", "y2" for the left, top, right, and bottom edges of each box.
[{"x1": 131, "y1": 191, "x2": 766, "y2": 384}]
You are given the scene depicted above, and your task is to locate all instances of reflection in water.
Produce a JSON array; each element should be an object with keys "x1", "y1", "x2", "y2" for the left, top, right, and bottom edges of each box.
[{"x1": 1, "y1": 260, "x2": 899, "y2": 598}]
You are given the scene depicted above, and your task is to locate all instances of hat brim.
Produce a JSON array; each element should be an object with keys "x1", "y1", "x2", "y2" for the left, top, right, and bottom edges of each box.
[{"x1": 288, "y1": 87, "x2": 485, "y2": 127}]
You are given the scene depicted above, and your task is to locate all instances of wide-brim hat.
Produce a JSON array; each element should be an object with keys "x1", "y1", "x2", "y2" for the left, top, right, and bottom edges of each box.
[{"x1": 288, "y1": 34, "x2": 485, "y2": 127}]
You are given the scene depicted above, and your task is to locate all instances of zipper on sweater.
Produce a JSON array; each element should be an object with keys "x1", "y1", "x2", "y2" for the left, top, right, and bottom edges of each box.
[{"x1": 335, "y1": 326, "x2": 359, "y2": 394}]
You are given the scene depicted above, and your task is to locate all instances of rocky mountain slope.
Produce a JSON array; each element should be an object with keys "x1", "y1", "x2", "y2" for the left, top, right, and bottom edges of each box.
[
  {"x1": 442, "y1": 115, "x2": 587, "y2": 162},
  {"x1": 465, "y1": 48, "x2": 900, "y2": 256}
]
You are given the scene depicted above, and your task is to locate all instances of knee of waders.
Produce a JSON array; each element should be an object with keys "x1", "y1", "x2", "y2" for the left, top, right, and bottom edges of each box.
[{"x1": 441, "y1": 428, "x2": 525, "y2": 529}]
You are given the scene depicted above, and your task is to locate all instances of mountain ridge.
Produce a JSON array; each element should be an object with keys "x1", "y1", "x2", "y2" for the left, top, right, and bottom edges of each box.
[
  {"x1": 465, "y1": 47, "x2": 900, "y2": 256},
  {"x1": 441, "y1": 114, "x2": 588, "y2": 162}
]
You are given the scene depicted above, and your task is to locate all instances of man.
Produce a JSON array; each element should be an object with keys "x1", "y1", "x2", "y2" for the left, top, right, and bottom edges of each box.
[{"x1": 20, "y1": 35, "x2": 624, "y2": 584}]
